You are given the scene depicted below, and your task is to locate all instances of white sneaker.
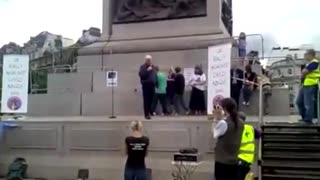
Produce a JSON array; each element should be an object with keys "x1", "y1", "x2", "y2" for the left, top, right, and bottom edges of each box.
[
  {"x1": 246, "y1": 102, "x2": 250, "y2": 106},
  {"x1": 242, "y1": 101, "x2": 246, "y2": 105}
]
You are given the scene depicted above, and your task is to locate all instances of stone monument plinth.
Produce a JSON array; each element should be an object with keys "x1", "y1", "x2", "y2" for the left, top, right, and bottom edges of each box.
[
  {"x1": 28, "y1": 0, "x2": 234, "y2": 116},
  {"x1": 79, "y1": 0, "x2": 230, "y2": 57},
  {"x1": 72, "y1": 0, "x2": 232, "y2": 116}
]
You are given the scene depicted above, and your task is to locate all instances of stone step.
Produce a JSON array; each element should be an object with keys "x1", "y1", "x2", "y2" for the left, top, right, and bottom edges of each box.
[
  {"x1": 262, "y1": 160, "x2": 320, "y2": 170},
  {"x1": 263, "y1": 153, "x2": 320, "y2": 161},
  {"x1": 262, "y1": 173, "x2": 320, "y2": 180},
  {"x1": 262, "y1": 138, "x2": 320, "y2": 143}
]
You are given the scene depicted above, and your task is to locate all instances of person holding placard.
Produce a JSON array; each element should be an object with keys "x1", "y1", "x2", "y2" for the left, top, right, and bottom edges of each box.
[{"x1": 188, "y1": 65, "x2": 206, "y2": 115}]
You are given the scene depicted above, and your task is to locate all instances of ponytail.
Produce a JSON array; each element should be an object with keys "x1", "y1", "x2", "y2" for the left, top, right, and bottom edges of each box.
[
  {"x1": 130, "y1": 120, "x2": 143, "y2": 131},
  {"x1": 229, "y1": 109, "x2": 239, "y2": 129},
  {"x1": 220, "y1": 98, "x2": 239, "y2": 129}
]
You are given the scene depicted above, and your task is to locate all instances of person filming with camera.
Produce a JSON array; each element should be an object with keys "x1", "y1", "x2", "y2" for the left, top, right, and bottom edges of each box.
[
  {"x1": 212, "y1": 98, "x2": 259, "y2": 180},
  {"x1": 212, "y1": 98, "x2": 243, "y2": 180}
]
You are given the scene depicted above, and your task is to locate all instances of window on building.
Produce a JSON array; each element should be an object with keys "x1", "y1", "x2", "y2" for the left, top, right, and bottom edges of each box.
[
  {"x1": 288, "y1": 68, "x2": 293, "y2": 75},
  {"x1": 277, "y1": 69, "x2": 281, "y2": 76}
]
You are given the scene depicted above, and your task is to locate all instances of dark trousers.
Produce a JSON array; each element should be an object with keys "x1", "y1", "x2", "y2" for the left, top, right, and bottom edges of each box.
[
  {"x1": 167, "y1": 93, "x2": 175, "y2": 114},
  {"x1": 174, "y1": 94, "x2": 188, "y2": 114},
  {"x1": 237, "y1": 161, "x2": 251, "y2": 180},
  {"x1": 142, "y1": 84, "x2": 155, "y2": 117},
  {"x1": 231, "y1": 84, "x2": 241, "y2": 108},
  {"x1": 124, "y1": 167, "x2": 147, "y2": 180},
  {"x1": 243, "y1": 85, "x2": 252, "y2": 103},
  {"x1": 296, "y1": 85, "x2": 318, "y2": 122},
  {"x1": 151, "y1": 94, "x2": 168, "y2": 114},
  {"x1": 214, "y1": 162, "x2": 238, "y2": 180},
  {"x1": 189, "y1": 87, "x2": 206, "y2": 112}
]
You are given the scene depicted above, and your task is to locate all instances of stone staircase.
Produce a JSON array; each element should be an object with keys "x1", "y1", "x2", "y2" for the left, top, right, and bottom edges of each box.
[{"x1": 261, "y1": 123, "x2": 320, "y2": 180}]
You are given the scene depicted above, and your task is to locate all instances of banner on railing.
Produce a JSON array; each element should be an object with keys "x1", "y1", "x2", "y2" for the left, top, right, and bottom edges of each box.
[
  {"x1": 207, "y1": 43, "x2": 232, "y2": 114},
  {"x1": 1, "y1": 55, "x2": 29, "y2": 113}
]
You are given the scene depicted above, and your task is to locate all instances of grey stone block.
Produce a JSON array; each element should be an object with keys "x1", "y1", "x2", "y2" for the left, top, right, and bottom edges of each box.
[
  {"x1": 239, "y1": 88, "x2": 290, "y2": 116},
  {"x1": 28, "y1": 94, "x2": 81, "y2": 116},
  {"x1": 47, "y1": 72, "x2": 93, "y2": 94}
]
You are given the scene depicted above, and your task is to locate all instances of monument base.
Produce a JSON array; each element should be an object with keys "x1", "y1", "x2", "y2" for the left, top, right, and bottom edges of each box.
[{"x1": 0, "y1": 116, "x2": 296, "y2": 179}]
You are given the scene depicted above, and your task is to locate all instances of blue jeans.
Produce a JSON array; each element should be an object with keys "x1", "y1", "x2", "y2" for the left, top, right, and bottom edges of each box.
[
  {"x1": 124, "y1": 167, "x2": 147, "y2": 180},
  {"x1": 296, "y1": 86, "x2": 318, "y2": 122}
]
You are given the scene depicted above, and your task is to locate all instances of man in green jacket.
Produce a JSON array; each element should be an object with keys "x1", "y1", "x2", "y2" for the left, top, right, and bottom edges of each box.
[{"x1": 151, "y1": 66, "x2": 168, "y2": 116}]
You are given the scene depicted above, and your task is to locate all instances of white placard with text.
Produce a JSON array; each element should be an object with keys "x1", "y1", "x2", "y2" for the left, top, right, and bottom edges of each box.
[
  {"x1": 207, "y1": 43, "x2": 232, "y2": 114},
  {"x1": 1, "y1": 55, "x2": 29, "y2": 113},
  {"x1": 106, "y1": 71, "x2": 118, "y2": 87},
  {"x1": 183, "y1": 68, "x2": 194, "y2": 89}
]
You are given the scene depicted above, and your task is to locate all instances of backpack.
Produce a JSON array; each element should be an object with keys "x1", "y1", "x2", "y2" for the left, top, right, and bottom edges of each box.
[{"x1": 6, "y1": 158, "x2": 28, "y2": 180}]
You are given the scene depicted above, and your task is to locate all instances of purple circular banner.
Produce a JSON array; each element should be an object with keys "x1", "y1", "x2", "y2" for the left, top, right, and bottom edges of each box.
[{"x1": 7, "y1": 96, "x2": 22, "y2": 111}]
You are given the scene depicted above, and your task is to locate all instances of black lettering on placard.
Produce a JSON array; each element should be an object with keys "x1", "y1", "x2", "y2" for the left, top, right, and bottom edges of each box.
[{"x1": 7, "y1": 84, "x2": 23, "y2": 89}]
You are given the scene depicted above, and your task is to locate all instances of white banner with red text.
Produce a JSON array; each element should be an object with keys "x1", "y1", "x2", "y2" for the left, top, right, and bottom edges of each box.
[
  {"x1": 1, "y1": 55, "x2": 29, "y2": 113},
  {"x1": 207, "y1": 43, "x2": 232, "y2": 114}
]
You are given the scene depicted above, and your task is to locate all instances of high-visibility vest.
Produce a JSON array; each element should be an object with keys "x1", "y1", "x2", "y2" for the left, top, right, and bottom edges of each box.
[
  {"x1": 238, "y1": 124, "x2": 255, "y2": 164},
  {"x1": 304, "y1": 59, "x2": 320, "y2": 86}
]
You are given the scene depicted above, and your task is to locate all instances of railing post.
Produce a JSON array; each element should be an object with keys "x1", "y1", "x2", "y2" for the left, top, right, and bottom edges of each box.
[
  {"x1": 258, "y1": 81, "x2": 263, "y2": 180},
  {"x1": 258, "y1": 81, "x2": 264, "y2": 126},
  {"x1": 318, "y1": 81, "x2": 320, "y2": 125}
]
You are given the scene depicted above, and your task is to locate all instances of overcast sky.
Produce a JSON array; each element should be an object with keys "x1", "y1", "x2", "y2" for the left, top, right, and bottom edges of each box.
[{"x1": 1, "y1": 0, "x2": 320, "y2": 49}]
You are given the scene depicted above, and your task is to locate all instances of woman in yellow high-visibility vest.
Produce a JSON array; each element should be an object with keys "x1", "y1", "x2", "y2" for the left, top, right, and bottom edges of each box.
[
  {"x1": 237, "y1": 112, "x2": 261, "y2": 180},
  {"x1": 296, "y1": 49, "x2": 320, "y2": 124}
]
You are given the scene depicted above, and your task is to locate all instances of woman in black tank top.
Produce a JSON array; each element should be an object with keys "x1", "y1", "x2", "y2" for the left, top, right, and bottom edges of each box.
[{"x1": 124, "y1": 120, "x2": 150, "y2": 180}]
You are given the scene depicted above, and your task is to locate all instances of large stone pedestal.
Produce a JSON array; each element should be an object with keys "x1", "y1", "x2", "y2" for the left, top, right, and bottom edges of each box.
[
  {"x1": 64, "y1": 0, "x2": 232, "y2": 116},
  {"x1": 78, "y1": 0, "x2": 231, "y2": 64}
]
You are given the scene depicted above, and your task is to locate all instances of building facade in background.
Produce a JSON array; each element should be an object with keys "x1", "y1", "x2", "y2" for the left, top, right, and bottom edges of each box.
[
  {"x1": 78, "y1": 27, "x2": 101, "y2": 46},
  {"x1": 24, "y1": 31, "x2": 74, "y2": 60}
]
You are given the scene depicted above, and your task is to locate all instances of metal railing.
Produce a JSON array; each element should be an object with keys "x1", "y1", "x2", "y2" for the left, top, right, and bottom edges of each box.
[{"x1": 317, "y1": 80, "x2": 320, "y2": 125}]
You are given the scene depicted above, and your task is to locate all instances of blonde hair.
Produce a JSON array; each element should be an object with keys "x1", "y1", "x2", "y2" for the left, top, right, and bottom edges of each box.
[{"x1": 130, "y1": 120, "x2": 143, "y2": 131}]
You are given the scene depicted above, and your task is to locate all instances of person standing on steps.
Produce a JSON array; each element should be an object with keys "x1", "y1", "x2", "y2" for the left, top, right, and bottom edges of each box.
[
  {"x1": 124, "y1": 120, "x2": 150, "y2": 180},
  {"x1": 166, "y1": 67, "x2": 176, "y2": 114},
  {"x1": 174, "y1": 67, "x2": 189, "y2": 115},
  {"x1": 139, "y1": 55, "x2": 157, "y2": 120},
  {"x1": 242, "y1": 65, "x2": 257, "y2": 106},
  {"x1": 296, "y1": 49, "x2": 320, "y2": 124},
  {"x1": 189, "y1": 65, "x2": 206, "y2": 115},
  {"x1": 151, "y1": 66, "x2": 168, "y2": 116},
  {"x1": 230, "y1": 64, "x2": 244, "y2": 108}
]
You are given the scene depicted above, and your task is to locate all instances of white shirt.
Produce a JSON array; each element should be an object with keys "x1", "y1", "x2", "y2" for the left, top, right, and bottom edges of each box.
[
  {"x1": 212, "y1": 120, "x2": 228, "y2": 139},
  {"x1": 189, "y1": 74, "x2": 206, "y2": 91}
]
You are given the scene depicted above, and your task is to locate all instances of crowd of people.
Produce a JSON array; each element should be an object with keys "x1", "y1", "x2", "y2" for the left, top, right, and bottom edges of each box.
[
  {"x1": 230, "y1": 64, "x2": 258, "y2": 108},
  {"x1": 232, "y1": 63, "x2": 273, "y2": 115},
  {"x1": 139, "y1": 55, "x2": 272, "y2": 119},
  {"x1": 139, "y1": 55, "x2": 207, "y2": 120}
]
